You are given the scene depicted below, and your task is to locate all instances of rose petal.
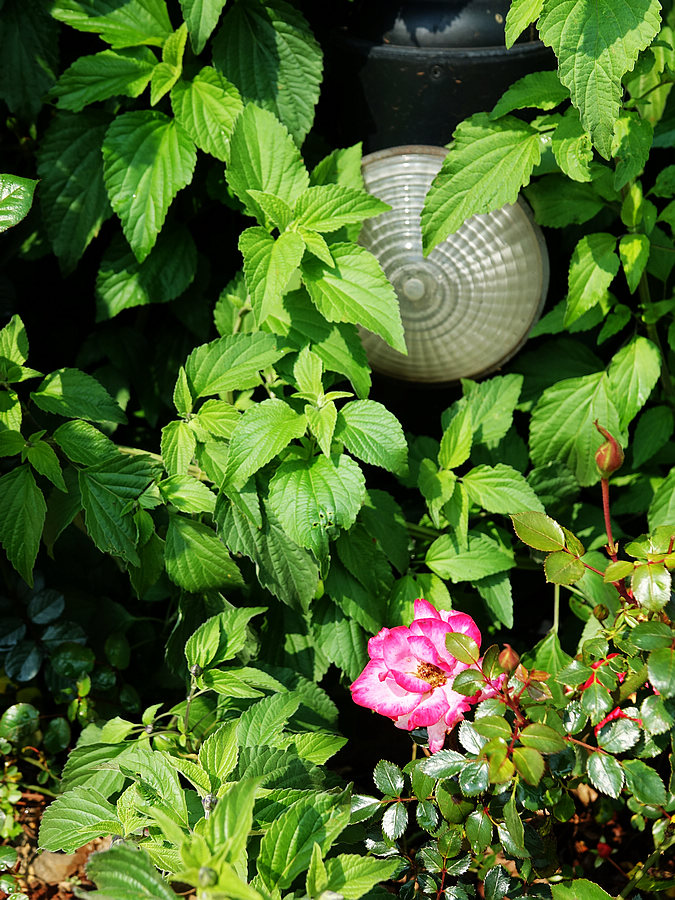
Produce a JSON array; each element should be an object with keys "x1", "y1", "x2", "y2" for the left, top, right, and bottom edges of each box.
[
  {"x1": 427, "y1": 719, "x2": 449, "y2": 753},
  {"x1": 351, "y1": 659, "x2": 421, "y2": 717},
  {"x1": 367, "y1": 627, "x2": 390, "y2": 660},
  {"x1": 413, "y1": 598, "x2": 442, "y2": 620},
  {"x1": 408, "y1": 688, "x2": 449, "y2": 727}
]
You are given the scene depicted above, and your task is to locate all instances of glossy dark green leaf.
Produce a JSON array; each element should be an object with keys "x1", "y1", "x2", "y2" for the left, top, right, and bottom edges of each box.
[
  {"x1": 513, "y1": 746, "x2": 545, "y2": 786},
  {"x1": 519, "y1": 723, "x2": 567, "y2": 753},
  {"x1": 382, "y1": 802, "x2": 407, "y2": 840},
  {"x1": 50, "y1": 642, "x2": 95, "y2": 680},
  {"x1": 0, "y1": 617, "x2": 26, "y2": 650},
  {"x1": 5, "y1": 640, "x2": 43, "y2": 682},
  {"x1": 458, "y1": 759, "x2": 489, "y2": 796},
  {"x1": 622, "y1": 757, "x2": 667, "y2": 805},
  {"x1": 27, "y1": 589, "x2": 64, "y2": 624},
  {"x1": 43, "y1": 717, "x2": 71, "y2": 754},
  {"x1": 0, "y1": 703, "x2": 39, "y2": 745},
  {"x1": 465, "y1": 809, "x2": 492, "y2": 854},
  {"x1": 648, "y1": 647, "x2": 675, "y2": 698},
  {"x1": 374, "y1": 760, "x2": 404, "y2": 797},
  {"x1": 586, "y1": 752, "x2": 624, "y2": 798}
]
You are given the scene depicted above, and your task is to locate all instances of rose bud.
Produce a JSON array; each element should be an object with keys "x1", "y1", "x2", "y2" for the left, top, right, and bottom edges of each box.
[
  {"x1": 498, "y1": 643, "x2": 520, "y2": 672},
  {"x1": 594, "y1": 421, "x2": 624, "y2": 479}
]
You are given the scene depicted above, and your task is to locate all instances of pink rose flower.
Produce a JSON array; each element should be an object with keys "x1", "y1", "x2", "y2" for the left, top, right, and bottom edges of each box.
[{"x1": 350, "y1": 598, "x2": 501, "y2": 753}]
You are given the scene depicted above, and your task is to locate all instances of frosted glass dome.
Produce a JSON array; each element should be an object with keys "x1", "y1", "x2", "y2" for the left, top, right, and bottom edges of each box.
[{"x1": 358, "y1": 145, "x2": 549, "y2": 382}]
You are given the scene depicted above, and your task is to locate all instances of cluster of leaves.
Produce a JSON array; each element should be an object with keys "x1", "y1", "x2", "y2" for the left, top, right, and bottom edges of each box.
[
  {"x1": 2, "y1": 0, "x2": 675, "y2": 896},
  {"x1": 36, "y1": 607, "x2": 401, "y2": 900},
  {"x1": 348, "y1": 516, "x2": 675, "y2": 900}
]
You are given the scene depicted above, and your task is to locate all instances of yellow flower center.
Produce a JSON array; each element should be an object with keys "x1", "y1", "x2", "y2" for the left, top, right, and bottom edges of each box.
[{"x1": 416, "y1": 662, "x2": 447, "y2": 688}]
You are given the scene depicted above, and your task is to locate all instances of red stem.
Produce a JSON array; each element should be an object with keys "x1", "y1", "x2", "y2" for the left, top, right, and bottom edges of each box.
[{"x1": 601, "y1": 477, "x2": 617, "y2": 561}]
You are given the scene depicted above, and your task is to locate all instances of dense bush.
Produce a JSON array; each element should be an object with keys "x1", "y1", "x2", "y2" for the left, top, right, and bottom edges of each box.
[{"x1": 0, "y1": 0, "x2": 674, "y2": 898}]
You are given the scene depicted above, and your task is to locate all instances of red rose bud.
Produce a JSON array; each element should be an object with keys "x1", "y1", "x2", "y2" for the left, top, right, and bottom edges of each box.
[
  {"x1": 594, "y1": 421, "x2": 624, "y2": 478},
  {"x1": 596, "y1": 841, "x2": 612, "y2": 859},
  {"x1": 498, "y1": 643, "x2": 520, "y2": 672}
]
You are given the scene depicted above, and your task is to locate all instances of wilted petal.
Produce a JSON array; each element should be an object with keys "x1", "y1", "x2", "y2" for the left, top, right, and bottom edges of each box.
[{"x1": 427, "y1": 719, "x2": 449, "y2": 753}]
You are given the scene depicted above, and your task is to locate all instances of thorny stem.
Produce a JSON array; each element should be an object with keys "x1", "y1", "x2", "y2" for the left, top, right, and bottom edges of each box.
[{"x1": 601, "y1": 478, "x2": 617, "y2": 560}]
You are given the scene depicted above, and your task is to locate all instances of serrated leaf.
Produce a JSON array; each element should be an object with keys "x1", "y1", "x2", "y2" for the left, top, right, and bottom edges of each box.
[
  {"x1": 193, "y1": 400, "x2": 240, "y2": 439},
  {"x1": 335, "y1": 400, "x2": 407, "y2": 475},
  {"x1": 268, "y1": 453, "x2": 365, "y2": 560},
  {"x1": 149, "y1": 24, "x2": 187, "y2": 105},
  {"x1": 490, "y1": 70, "x2": 569, "y2": 118},
  {"x1": 51, "y1": 47, "x2": 156, "y2": 112},
  {"x1": 158, "y1": 475, "x2": 215, "y2": 514},
  {"x1": 519, "y1": 723, "x2": 567, "y2": 753},
  {"x1": 647, "y1": 647, "x2": 675, "y2": 697},
  {"x1": 612, "y1": 113, "x2": 653, "y2": 190},
  {"x1": 421, "y1": 114, "x2": 542, "y2": 253},
  {"x1": 538, "y1": 0, "x2": 661, "y2": 157},
  {"x1": 513, "y1": 746, "x2": 545, "y2": 785},
  {"x1": 161, "y1": 420, "x2": 197, "y2": 477},
  {"x1": 618, "y1": 233, "x2": 650, "y2": 293},
  {"x1": 551, "y1": 881, "x2": 614, "y2": 900},
  {"x1": 32, "y1": 368, "x2": 125, "y2": 424},
  {"x1": 551, "y1": 107, "x2": 594, "y2": 182},
  {"x1": 25, "y1": 441, "x2": 67, "y2": 492},
  {"x1": 0, "y1": 0, "x2": 58, "y2": 120},
  {"x1": 463, "y1": 463, "x2": 544, "y2": 514},
  {"x1": 439, "y1": 406, "x2": 472, "y2": 470},
  {"x1": 607, "y1": 336, "x2": 660, "y2": 429},
  {"x1": 238, "y1": 692, "x2": 300, "y2": 747},
  {"x1": 180, "y1": 0, "x2": 227, "y2": 53},
  {"x1": 257, "y1": 790, "x2": 351, "y2": 890},
  {"x1": 96, "y1": 226, "x2": 197, "y2": 320},
  {"x1": 185, "y1": 332, "x2": 285, "y2": 399},
  {"x1": 213, "y1": 0, "x2": 322, "y2": 145},
  {"x1": 220, "y1": 503, "x2": 320, "y2": 612},
  {"x1": 171, "y1": 66, "x2": 242, "y2": 161},
  {"x1": 293, "y1": 184, "x2": 389, "y2": 232},
  {"x1": 530, "y1": 372, "x2": 623, "y2": 486},
  {"x1": 381, "y1": 802, "x2": 408, "y2": 840},
  {"x1": 323, "y1": 855, "x2": 400, "y2": 900},
  {"x1": 475, "y1": 571, "x2": 513, "y2": 628},
  {"x1": 240, "y1": 226, "x2": 305, "y2": 324},
  {"x1": 511, "y1": 511, "x2": 565, "y2": 551},
  {"x1": 544, "y1": 550, "x2": 585, "y2": 584},
  {"x1": 0, "y1": 465, "x2": 46, "y2": 586},
  {"x1": 102, "y1": 110, "x2": 196, "y2": 262},
  {"x1": 0, "y1": 175, "x2": 37, "y2": 233},
  {"x1": 373, "y1": 760, "x2": 404, "y2": 796},
  {"x1": 226, "y1": 103, "x2": 309, "y2": 220},
  {"x1": 86, "y1": 842, "x2": 175, "y2": 900},
  {"x1": 622, "y1": 757, "x2": 667, "y2": 805},
  {"x1": 525, "y1": 175, "x2": 604, "y2": 227},
  {"x1": 51, "y1": 0, "x2": 173, "y2": 48},
  {"x1": 302, "y1": 242, "x2": 406, "y2": 353},
  {"x1": 307, "y1": 402, "x2": 337, "y2": 458},
  {"x1": 426, "y1": 531, "x2": 514, "y2": 582},
  {"x1": 565, "y1": 233, "x2": 619, "y2": 326},
  {"x1": 632, "y1": 561, "x2": 671, "y2": 611},
  {"x1": 586, "y1": 751, "x2": 624, "y2": 797},
  {"x1": 36, "y1": 111, "x2": 112, "y2": 272},
  {"x1": 199, "y1": 721, "x2": 238, "y2": 785},
  {"x1": 39, "y1": 786, "x2": 122, "y2": 852},
  {"x1": 505, "y1": 0, "x2": 544, "y2": 47},
  {"x1": 164, "y1": 515, "x2": 243, "y2": 592},
  {"x1": 224, "y1": 399, "x2": 307, "y2": 490}
]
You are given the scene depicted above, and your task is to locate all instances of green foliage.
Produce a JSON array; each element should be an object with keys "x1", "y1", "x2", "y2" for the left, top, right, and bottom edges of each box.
[{"x1": 2, "y1": 0, "x2": 675, "y2": 896}]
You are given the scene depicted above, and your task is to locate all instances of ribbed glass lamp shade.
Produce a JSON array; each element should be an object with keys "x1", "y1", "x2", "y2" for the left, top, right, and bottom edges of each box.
[{"x1": 358, "y1": 145, "x2": 549, "y2": 383}]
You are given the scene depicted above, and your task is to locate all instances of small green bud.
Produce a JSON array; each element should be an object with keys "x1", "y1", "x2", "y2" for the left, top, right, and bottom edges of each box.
[
  {"x1": 199, "y1": 867, "x2": 218, "y2": 887},
  {"x1": 593, "y1": 604, "x2": 609, "y2": 621},
  {"x1": 189, "y1": 664, "x2": 203, "y2": 677}
]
